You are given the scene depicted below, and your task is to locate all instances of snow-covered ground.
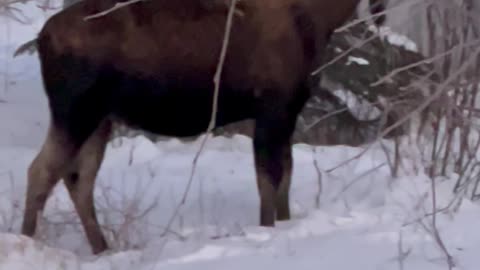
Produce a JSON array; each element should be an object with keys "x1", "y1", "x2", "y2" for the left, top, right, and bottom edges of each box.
[
  {"x1": 0, "y1": 2, "x2": 479, "y2": 270},
  {"x1": 2, "y1": 134, "x2": 480, "y2": 270}
]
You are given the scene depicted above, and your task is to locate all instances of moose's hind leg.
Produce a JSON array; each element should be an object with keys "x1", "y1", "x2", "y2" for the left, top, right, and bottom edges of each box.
[
  {"x1": 63, "y1": 119, "x2": 112, "y2": 254},
  {"x1": 21, "y1": 125, "x2": 78, "y2": 238}
]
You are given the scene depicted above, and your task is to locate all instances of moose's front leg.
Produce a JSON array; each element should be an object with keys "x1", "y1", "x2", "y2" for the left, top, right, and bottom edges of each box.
[{"x1": 253, "y1": 111, "x2": 295, "y2": 226}]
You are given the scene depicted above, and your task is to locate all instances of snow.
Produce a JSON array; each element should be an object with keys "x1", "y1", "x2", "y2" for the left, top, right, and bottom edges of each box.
[
  {"x1": 0, "y1": 2, "x2": 479, "y2": 270},
  {"x1": 1, "y1": 134, "x2": 480, "y2": 269},
  {"x1": 0, "y1": 0, "x2": 55, "y2": 148},
  {"x1": 368, "y1": 25, "x2": 419, "y2": 52},
  {"x1": 333, "y1": 88, "x2": 382, "y2": 120},
  {"x1": 347, "y1": 56, "x2": 370, "y2": 66}
]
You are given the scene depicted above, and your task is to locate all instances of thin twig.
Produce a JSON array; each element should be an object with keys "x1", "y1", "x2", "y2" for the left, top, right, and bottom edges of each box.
[
  {"x1": 83, "y1": 0, "x2": 144, "y2": 21},
  {"x1": 325, "y1": 146, "x2": 372, "y2": 173},
  {"x1": 429, "y1": 176, "x2": 456, "y2": 269},
  {"x1": 371, "y1": 38, "x2": 480, "y2": 87},
  {"x1": 395, "y1": 230, "x2": 411, "y2": 270},
  {"x1": 335, "y1": 0, "x2": 425, "y2": 33},
  {"x1": 311, "y1": 32, "x2": 380, "y2": 76},
  {"x1": 160, "y1": 0, "x2": 238, "y2": 238},
  {"x1": 311, "y1": 0, "x2": 430, "y2": 76},
  {"x1": 311, "y1": 147, "x2": 323, "y2": 208},
  {"x1": 331, "y1": 162, "x2": 386, "y2": 202}
]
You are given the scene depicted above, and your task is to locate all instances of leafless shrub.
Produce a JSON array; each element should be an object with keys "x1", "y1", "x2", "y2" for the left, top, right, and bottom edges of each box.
[
  {"x1": 94, "y1": 177, "x2": 164, "y2": 251},
  {"x1": 398, "y1": 0, "x2": 480, "y2": 199},
  {"x1": 379, "y1": 2, "x2": 480, "y2": 267}
]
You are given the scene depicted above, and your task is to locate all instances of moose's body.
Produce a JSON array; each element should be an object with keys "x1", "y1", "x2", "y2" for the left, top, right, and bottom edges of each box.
[{"x1": 21, "y1": 0, "x2": 385, "y2": 254}]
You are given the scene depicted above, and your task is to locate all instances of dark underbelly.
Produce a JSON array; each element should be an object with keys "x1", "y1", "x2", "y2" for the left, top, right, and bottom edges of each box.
[{"x1": 109, "y1": 75, "x2": 256, "y2": 137}]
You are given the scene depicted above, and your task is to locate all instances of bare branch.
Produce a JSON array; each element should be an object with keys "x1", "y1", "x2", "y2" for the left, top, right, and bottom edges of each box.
[
  {"x1": 378, "y1": 45, "x2": 480, "y2": 139},
  {"x1": 371, "y1": 38, "x2": 480, "y2": 87},
  {"x1": 83, "y1": 0, "x2": 144, "y2": 21},
  {"x1": 394, "y1": 230, "x2": 411, "y2": 270},
  {"x1": 331, "y1": 162, "x2": 386, "y2": 202},
  {"x1": 311, "y1": 32, "x2": 379, "y2": 76},
  {"x1": 311, "y1": 147, "x2": 323, "y2": 208},
  {"x1": 428, "y1": 176, "x2": 456, "y2": 269},
  {"x1": 160, "y1": 0, "x2": 239, "y2": 237},
  {"x1": 335, "y1": 0, "x2": 426, "y2": 33}
]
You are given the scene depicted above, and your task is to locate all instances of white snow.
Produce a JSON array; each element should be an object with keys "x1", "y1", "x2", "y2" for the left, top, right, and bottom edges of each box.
[
  {"x1": 368, "y1": 25, "x2": 419, "y2": 52},
  {"x1": 2, "y1": 136, "x2": 480, "y2": 270},
  {"x1": 333, "y1": 88, "x2": 382, "y2": 120},
  {"x1": 346, "y1": 56, "x2": 370, "y2": 66},
  {"x1": 0, "y1": 2, "x2": 479, "y2": 270}
]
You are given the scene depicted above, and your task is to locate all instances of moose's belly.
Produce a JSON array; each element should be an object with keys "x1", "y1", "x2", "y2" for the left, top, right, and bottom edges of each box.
[{"x1": 110, "y1": 75, "x2": 256, "y2": 137}]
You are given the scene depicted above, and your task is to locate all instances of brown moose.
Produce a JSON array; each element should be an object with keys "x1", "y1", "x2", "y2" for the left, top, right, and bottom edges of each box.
[{"x1": 19, "y1": 0, "x2": 386, "y2": 254}]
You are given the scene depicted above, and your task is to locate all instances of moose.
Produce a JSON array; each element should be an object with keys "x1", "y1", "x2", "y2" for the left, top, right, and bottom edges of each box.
[{"x1": 19, "y1": 0, "x2": 386, "y2": 254}]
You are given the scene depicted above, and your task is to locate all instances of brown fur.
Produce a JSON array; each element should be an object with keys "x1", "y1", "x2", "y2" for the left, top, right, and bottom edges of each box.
[{"x1": 21, "y1": 0, "x2": 385, "y2": 254}]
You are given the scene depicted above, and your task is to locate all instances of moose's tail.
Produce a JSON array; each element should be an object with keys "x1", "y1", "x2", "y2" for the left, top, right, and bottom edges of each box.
[{"x1": 13, "y1": 38, "x2": 38, "y2": 58}]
